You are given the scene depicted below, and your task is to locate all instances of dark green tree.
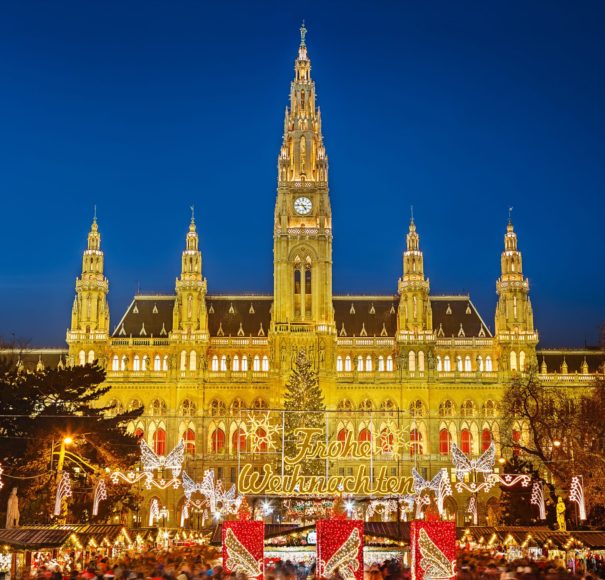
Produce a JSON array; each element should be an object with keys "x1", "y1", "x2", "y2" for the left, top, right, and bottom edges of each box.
[
  {"x1": 0, "y1": 355, "x2": 143, "y2": 524},
  {"x1": 283, "y1": 349, "x2": 326, "y2": 476}
]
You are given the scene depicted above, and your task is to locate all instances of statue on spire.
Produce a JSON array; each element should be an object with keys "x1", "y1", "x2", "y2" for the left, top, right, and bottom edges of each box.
[{"x1": 300, "y1": 20, "x2": 307, "y2": 47}]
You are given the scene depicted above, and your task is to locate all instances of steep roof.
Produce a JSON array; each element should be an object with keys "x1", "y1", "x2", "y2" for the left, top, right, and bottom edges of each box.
[
  {"x1": 112, "y1": 295, "x2": 174, "y2": 338},
  {"x1": 537, "y1": 348, "x2": 604, "y2": 374},
  {"x1": 431, "y1": 296, "x2": 492, "y2": 338}
]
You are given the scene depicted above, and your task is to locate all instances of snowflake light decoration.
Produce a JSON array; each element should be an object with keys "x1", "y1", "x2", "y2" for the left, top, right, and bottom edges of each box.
[
  {"x1": 54, "y1": 472, "x2": 72, "y2": 516},
  {"x1": 530, "y1": 482, "x2": 546, "y2": 520},
  {"x1": 246, "y1": 412, "x2": 280, "y2": 452},
  {"x1": 569, "y1": 476, "x2": 586, "y2": 521},
  {"x1": 92, "y1": 479, "x2": 107, "y2": 516}
]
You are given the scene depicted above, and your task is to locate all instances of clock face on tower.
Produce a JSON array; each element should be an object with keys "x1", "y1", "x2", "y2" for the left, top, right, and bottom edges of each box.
[{"x1": 294, "y1": 196, "x2": 312, "y2": 215}]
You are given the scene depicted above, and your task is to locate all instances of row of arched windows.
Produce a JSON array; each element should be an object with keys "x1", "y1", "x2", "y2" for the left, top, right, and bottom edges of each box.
[
  {"x1": 210, "y1": 354, "x2": 269, "y2": 372},
  {"x1": 439, "y1": 399, "x2": 497, "y2": 418},
  {"x1": 336, "y1": 355, "x2": 394, "y2": 372},
  {"x1": 510, "y1": 350, "x2": 527, "y2": 372},
  {"x1": 111, "y1": 354, "x2": 169, "y2": 372},
  {"x1": 78, "y1": 350, "x2": 96, "y2": 365},
  {"x1": 436, "y1": 355, "x2": 493, "y2": 372}
]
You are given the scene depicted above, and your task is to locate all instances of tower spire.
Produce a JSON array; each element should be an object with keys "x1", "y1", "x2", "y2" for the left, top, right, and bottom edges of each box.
[{"x1": 300, "y1": 20, "x2": 307, "y2": 47}]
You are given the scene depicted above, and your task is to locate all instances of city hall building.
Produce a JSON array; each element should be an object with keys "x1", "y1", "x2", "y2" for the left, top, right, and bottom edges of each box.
[{"x1": 13, "y1": 27, "x2": 604, "y2": 526}]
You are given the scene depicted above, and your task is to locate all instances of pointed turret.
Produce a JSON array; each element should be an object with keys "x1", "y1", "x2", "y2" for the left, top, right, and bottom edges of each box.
[
  {"x1": 398, "y1": 214, "x2": 432, "y2": 333},
  {"x1": 172, "y1": 208, "x2": 208, "y2": 338}
]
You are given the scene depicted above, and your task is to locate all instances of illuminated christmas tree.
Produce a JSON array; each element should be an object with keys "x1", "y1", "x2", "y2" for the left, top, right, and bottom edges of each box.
[
  {"x1": 237, "y1": 496, "x2": 251, "y2": 521},
  {"x1": 283, "y1": 349, "x2": 326, "y2": 476}
]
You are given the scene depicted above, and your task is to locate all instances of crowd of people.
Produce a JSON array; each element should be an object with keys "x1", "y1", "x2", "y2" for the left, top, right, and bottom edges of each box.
[{"x1": 27, "y1": 546, "x2": 605, "y2": 580}]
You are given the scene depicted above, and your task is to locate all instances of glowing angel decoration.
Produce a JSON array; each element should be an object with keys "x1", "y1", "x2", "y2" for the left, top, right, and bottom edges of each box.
[
  {"x1": 321, "y1": 527, "x2": 361, "y2": 580},
  {"x1": 450, "y1": 441, "x2": 495, "y2": 480},
  {"x1": 224, "y1": 528, "x2": 262, "y2": 578},
  {"x1": 418, "y1": 528, "x2": 456, "y2": 580},
  {"x1": 182, "y1": 470, "x2": 215, "y2": 501},
  {"x1": 412, "y1": 468, "x2": 443, "y2": 494},
  {"x1": 140, "y1": 439, "x2": 184, "y2": 477}
]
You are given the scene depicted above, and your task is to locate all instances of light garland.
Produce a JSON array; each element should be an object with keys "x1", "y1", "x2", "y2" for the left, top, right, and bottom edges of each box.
[
  {"x1": 492, "y1": 473, "x2": 531, "y2": 487},
  {"x1": 140, "y1": 439, "x2": 184, "y2": 477},
  {"x1": 569, "y1": 476, "x2": 586, "y2": 521},
  {"x1": 0, "y1": 464, "x2": 4, "y2": 490},
  {"x1": 149, "y1": 498, "x2": 160, "y2": 526},
  {"x1": 415, "y1": 495, "x2": 431, "y2": 520},
  {"x1": 530, "y1": 482, "x2": 546, "y2": 520},
  {"x1": 54, "y1": 472, "x2": 72, "y2": 516},
  {"x1": 436, "y1": 469, "x2": 453, "y2": 516},
  {"x1": 110, "y1": 470, "x2": 181, "y2": 490},
  {"x1": 246, "y1": 412, "x2": 280, "y2": 452},
  {"x1": 180, "y1": 499, "x2": 190, "y2": 527},
  {"x1": 92, "y1": 479, "x2": 107, "y2": 516},
  {"x1": 450, "y1": 441, "x2": 495, "y2": 480},
  {"x1": 467, "y1": 495, "x2": 478, "y2": 525}
]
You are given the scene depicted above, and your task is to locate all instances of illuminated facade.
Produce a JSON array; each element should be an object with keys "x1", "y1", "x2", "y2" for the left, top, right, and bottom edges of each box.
[{"x1": 13, "y1": 26, "x2": 604, "y2": 525}]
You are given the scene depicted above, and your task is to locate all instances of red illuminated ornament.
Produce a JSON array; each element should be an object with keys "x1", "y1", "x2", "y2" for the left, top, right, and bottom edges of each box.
[
  {"x1": 410, "y1": 521, "x2": 456, "y2": 580},
  {"x1": 317, "y1": 520, "x2": 364, "y2": 580},
  {"x1": 222, "y1": 520, "x2": 264, "y2": 580}
]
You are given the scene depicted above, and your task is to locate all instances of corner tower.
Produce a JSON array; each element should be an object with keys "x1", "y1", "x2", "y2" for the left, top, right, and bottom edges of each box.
[
  {"x1": 67, "y1": 213, "x2": 110, "y2": 365},
  {"x1": 495, "y1": 216, "x2": 538, "y2": 371},
  {"x1": 272, "y1": 23, "x2": 334, "y2": 331}
]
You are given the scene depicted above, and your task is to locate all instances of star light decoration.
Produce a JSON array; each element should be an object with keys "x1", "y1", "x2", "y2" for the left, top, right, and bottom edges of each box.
[
  {"x1": 92, "y1": 479, "x2": 107, "y2": 516},
  {"x1": 246, "y1": 412, "x2": 280, "y2": 452},
  {"x1": 569, "y1": 476, "x2": 587, "y2": 521},
  {"x1": 530, "y1": 482, "x2": 546, "y2": 520},
  {"x1": 54, "y1": 472, "x2": 72, "y2": 516}
]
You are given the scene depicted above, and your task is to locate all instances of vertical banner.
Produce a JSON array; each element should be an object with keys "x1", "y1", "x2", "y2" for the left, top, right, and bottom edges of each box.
[
  {"x1": 222, "y1": 520, "x2": 264, "y2": 580},
  {"x1": 317, "y1": 519, "x2": 364, "y2": 580},
  {"x1": 410, "y1": 521, "x2": 456, "y2": 580}
]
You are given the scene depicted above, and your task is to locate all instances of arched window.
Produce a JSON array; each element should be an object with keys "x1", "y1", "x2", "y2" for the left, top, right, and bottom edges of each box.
[
  {"x1": 153, "y1": 428, "x2": 166, "y2": 455},
  {"x1": 150, "y1": 399, "x2": 167, "y2": 417},
  {"x1": 519, "y1": 351, "x2": 526, "y2": 371},
  {"x1": 211, "y1": 355, "x2": 219, "y2": 371},
  {"x1": 337, "y1": 399, "x2": 353, "y2": 412},
  {"x1": 461, "y1": 400, "x2": 475, "y2": 418},
  {"x1": 78, "y1": 350, "x2": 86, "y2": 366},
  {"x1": 112, "y1": 355, "x2": 119, "y2": 371},
  {"x1": 439, "y1": 429, "x2": 451, "y2": 455},
  {"x1": 380, "y1": 428, "x2": 394, "y2": 453},
  {"x1": 378, "y1": 356, "x2": 385, "y2": 372},
  {"x1": 184, "y1": 428, "x2": 195, "y2": 455},
  {"x1": 180, "y1": 350, "x2": 187, "y2": 371},
  {"x1": 409, "y1": 400, "x2": 425, "y2": 418},
  {"x1": 209, "y1": 399, "x2": 226, "y2": 417},
  {"x1": 252, "y1": 398, "x2": 268, "y2": 410},
  {"x1": 484, "y1": 400, "x2": 497, "y2": 418},
  {"x1": 128, "y1": 399, "x2": 143, "y2": 412},
  {"x1": 241, "y1": 355, "x2": 248, "y2": 371},
  {"x1": 357, "y1": 356, "x2": 364, "y2": 372},
  {"x1": 444, "y1": 356, "x2": 451, "y2": 372},
  {"x1": 261, "y1": 355, "x2": 269, "y2": 371},
  {"x1": 154, "y1": 355, "x2": 161, "y2": 371},
  {"x1": 134, "y1": 427, "x2": 144, "y2": 440},
  {"x1": 418, "y1": 351, "x2": 425, "y2": 372},
  {"x1": 133, "y1": 355, "x2": 141, "y2": 372},
  {"x1": 336, "y1": 356, "x2": 343, "y2": 372},
  {"x1": 220, "y1": 355, "x2": 227, "y2": 371},
  {"x1": 437, "y1": 356, "x2": 442, "y2": 371},
  {"x1": 386, "y1": 355, "x2": 393, "y2": 372},
  {"x1": 162, "y1": 355, "x2": 169, "y2": 371},
  {"x1": 485, "y1": 356, "x2": 493, "y2": 372},
  {"x1": 481, "y1": 428, "x2": 492, "y2": 452},
  {"x1": 410, "y1": 429, "x2": 423, "y2": 456},
  {"x1": 232, "y1": 355, "x2": 239, "y2": 372},
  {"x1": 231, "y1": 398, "x2": 244, "y2": 415},
  {"x1": 359, "y1": 399, "x2": 374, "y2": 413},
  {"x1": 359, "y1": 428, "x2": 372, "y2": 442},
  {"x1": 366, "y1": 355, "x2": 373, "y2": 372},
  {"x1": 477, "y1": 356, "x2": 484, "y2": 372},
  {"x1": 232, "y1": 428, "x2": 247, "y2": 453},
  {"x1": 87, "y1": 350, "x2": 95, "y2": 364},
  {"x1": 337, "y1": 428, "x2": 348, "y2": 442},
  {"x1": 106, "y1": 399, "x2": 123, "y2": 418},
  {"x1": 120, "y1": 355, "x2": 127, "y2": 371},
  {"x1": 189, "y1": 351, "x2": 197, "y2": 371},
  {"x1": 510, "y1": 351, "x2": 518, "y2": 372},
  {"x1": 180, "y1": 399, "x2": 196, "y2": 417},
  {"x1": 456, "y1": 356, "x2": 463, "y2": 372},
  {"x1": 142, "y1": 355, "x2": 150, "y2": 371},
  {"x1": 409, "y1": 351, "x2": 416, "y2": 372},
  {"x1": 464, "y1": 355, "x2": 472, "y2": 372},
  {"x1": 461, "y1": 428, "x2": 472, "y2": 454},
  {"x1": 345, "y1": 356, "x2": 352, "y2": 371},
  {"x1": 380, "y1": 399, "x2": 397, "y2": 416},
  {"x1": 211, "y1": 428, "x2": 225, "y2": 453},
  {"x1": 439, "y1": 400, "x2": 454, "y2": 418},
  {"x1": 253, "y1": 355, "x2": 260, "y2": 371}
]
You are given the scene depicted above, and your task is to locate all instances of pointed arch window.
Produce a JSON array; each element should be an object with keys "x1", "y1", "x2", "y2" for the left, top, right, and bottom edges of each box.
[
  {"x1": 180, "y1": 351, "x2": 187, "y2": 371},
  {"x1": 418, "y1": 351, "x2": 425, "y2": 372},
  {"x1": 439, "y1": 400, "x2": 454, "y2": 418},
  {"x1": 162, "y1": 355, "x2": 169, "y2": 371},
  {"x1": 365, "y1": 355, "x2": 373, "y2": 372},
  {"x1": 133, "y1": 355, "x2": 141, "y2": 372},
  {"x1": 87, "y1": 350, "x2": 95, "y2": 364},
  {"x1": 464, "y1": 355, "x2": 472, "y2": 372},
  {"x1": 184, "y1": 428, "x2": 195, "y2": 455},
  {"x1": 481, "y1": 428, "x2": 492, "y2": 452},
  {"x1": 519, "y1": 351, "x2": 526, "y2": 371},
  {"x1": 211, "y1": 355, "x2": 219, "y2": 372},
  {"x1": 378, "y1": 356, "x2": 385, "y2": 372},
  {"x1": 261, "y1": 355, "x2": 269, "y2": 371},
  {"x1": 78, "y1": 350, "x2": 86, "y2": 366},
  {"x1": 461, "y1": 428, "x2": 472, "y2": 454},
  {"x1": 512, "y1": 429, "x2": 521, "y2": 457},
  {"x1": 153, "y1": 428, "x2": 166, "y2": 456},
  {"x1": 189, "y1": 350, "x2": 197, "y2": 371},
  {"x1": 444, "y1": 356, "x2": 451, "y2": 372},
  {"x1": 241, "y1": 355, "x2": 248, "y2": 372},
  {"x1": 357, "y1": 356, "x2": 364, "y2": 372},
  {"x1": 336, "y1": 356, "x2": 343, "y2": 372},
  {"x1": 112, "y1": 355, "x2": 119, "y2": 371},
  {"x1": 232, "y1": 355, "x2": 240, "y2": 372},
  {"x1": 142, "y1": 355, "x2": 149, "y2": 371},
  {"x1": 211, "y1": 428, "x2": 225, "y2": 453},
  {"x1": 410, "y1": 429, "x2": 423, "y2": 456},
  {"x1": 220, "y1": 355, "x2": 227, "y2": 371},
  {"x1": 337, "y1": 428, "x2": 348, "y2": 443},
  {"x1": 409, "y1": 351, "x2": 416, "y2": 372},
  {"x1": 485, "y1": 356, "x2": 493, "y2": 372},
  {"x1": 154, "y1": 355, "x2": 161, "y2": 371},
  {"x1": 386, "y1": 355, "x2": 393, "y2": 372},
  {"x1": 253, "y1": 355, "x2": 260, "y2": 372},
  {"x1": 439, "y1": 429, "x2": 451, "y2": 455},
  {"x1": 232, "y1": 428, "x2": 247, "y2": 453},
  {"x1": 510, "y1": 351, "x2": 518, "y2": 372},
  {"x1": 358, "y1": 428, "x2": 372, "y2": 443},
  {"x1": 345, "y1": 356, "x2": 352, "y2": 372},
  {"x1": 456, "y1": 356, "x2": 463, "y2": 372}
]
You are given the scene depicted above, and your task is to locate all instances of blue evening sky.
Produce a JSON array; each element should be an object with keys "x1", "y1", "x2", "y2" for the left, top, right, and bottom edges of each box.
[{"x1": 0, "y1": 1, "x2": 603, "y2": 347}]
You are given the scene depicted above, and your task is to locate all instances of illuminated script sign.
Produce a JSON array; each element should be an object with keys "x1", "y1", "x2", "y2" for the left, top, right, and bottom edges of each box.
[{"x1": 238, "y1": 428, "x2": 413, "y2": 497}]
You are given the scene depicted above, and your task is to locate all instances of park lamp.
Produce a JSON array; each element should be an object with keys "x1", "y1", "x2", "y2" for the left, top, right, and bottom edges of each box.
[
  {"x1": 498, "y1": 457, "x2": 506, "y2": 465},
  {"x1": 553, "y1": 439, "x2": 561, "y2": 448},
  {"x1": 63, "y1": 436, "x2": 74, "y2": 445}
]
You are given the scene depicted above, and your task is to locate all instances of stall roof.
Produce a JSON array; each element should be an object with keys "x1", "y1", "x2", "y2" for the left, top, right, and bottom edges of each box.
[{"x1": 0, "y1": 528, "x2": 74, "y2": 550}]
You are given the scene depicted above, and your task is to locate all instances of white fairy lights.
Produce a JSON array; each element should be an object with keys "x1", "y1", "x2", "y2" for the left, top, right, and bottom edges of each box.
[
  {"x1": 569, "y1": 476, "x2": 587, "y2": 521},
  {"x1": 530, "y1": 482, "x2": 546, "y2": 520}
]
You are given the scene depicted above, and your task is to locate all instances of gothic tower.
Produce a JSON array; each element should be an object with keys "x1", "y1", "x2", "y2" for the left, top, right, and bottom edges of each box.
[
  {"x1": 397, "y1": 216, "x2": 432, "y2": 333},
  {"x1": 67, "y1": 214, "x2": 109, "y2": 365},
  {"x1": 271, "y1": 23, "x2": 335, "y2": 373},
  {"x1": 172, "y1": 210, "x2": 208, "y2": 340},
  {"x1": 495, "y1": 216, "x2": 537, "y2": 371}
]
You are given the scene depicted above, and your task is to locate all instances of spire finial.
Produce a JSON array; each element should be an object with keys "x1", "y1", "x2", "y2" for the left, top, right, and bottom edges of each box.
[
  {"x1": 410, "y1": 205, "x2": 414, "y2": 224},
  {"x1": 190, "y1": 205, "x2": 195, "y2": 224},
  {"x1": 507, "y1": 206, "x2": 514, "y2": 231},
  {"x1": 300, "y1": 20, "x2": 307, "y2": 47},
  {"x1": 93, "y1": 204, "x2": 97, "y2": 222}
]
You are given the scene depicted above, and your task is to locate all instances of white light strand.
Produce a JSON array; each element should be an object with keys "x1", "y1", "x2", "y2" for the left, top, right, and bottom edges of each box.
[
  {"x1": 467, "y1": 495, "x2": 478, "y2": 525},
  {"x1": 0, "y1": 464, "x2": 4, "y2": 490},
  {"x1": 530, "y1": 482, "x2": 546, "y2": 520},
  {"x1": 92, "y1": 479, "x2": 107, "y2": 516},
  {"x1": 149, "y1": 498, "x2": 160, "y2": 526},
  {"x1": 54, "y1": 472, "x2": 72, "y2": 516},
  {"x1": 570, "y1": 476, "x2": 587, "y2": 521},
  {"x1": 493, "y1": 473, "x2": 531, "y2": 488},
  {"x1": 399, "y1": 495, "x2": 416, "y2": 521},
  {"x1": 180, "y1": 499, "x2": 190, "y2": 527},
  {"x1": 110, "y1": 470, "x2": 181, "y2": 490}
]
